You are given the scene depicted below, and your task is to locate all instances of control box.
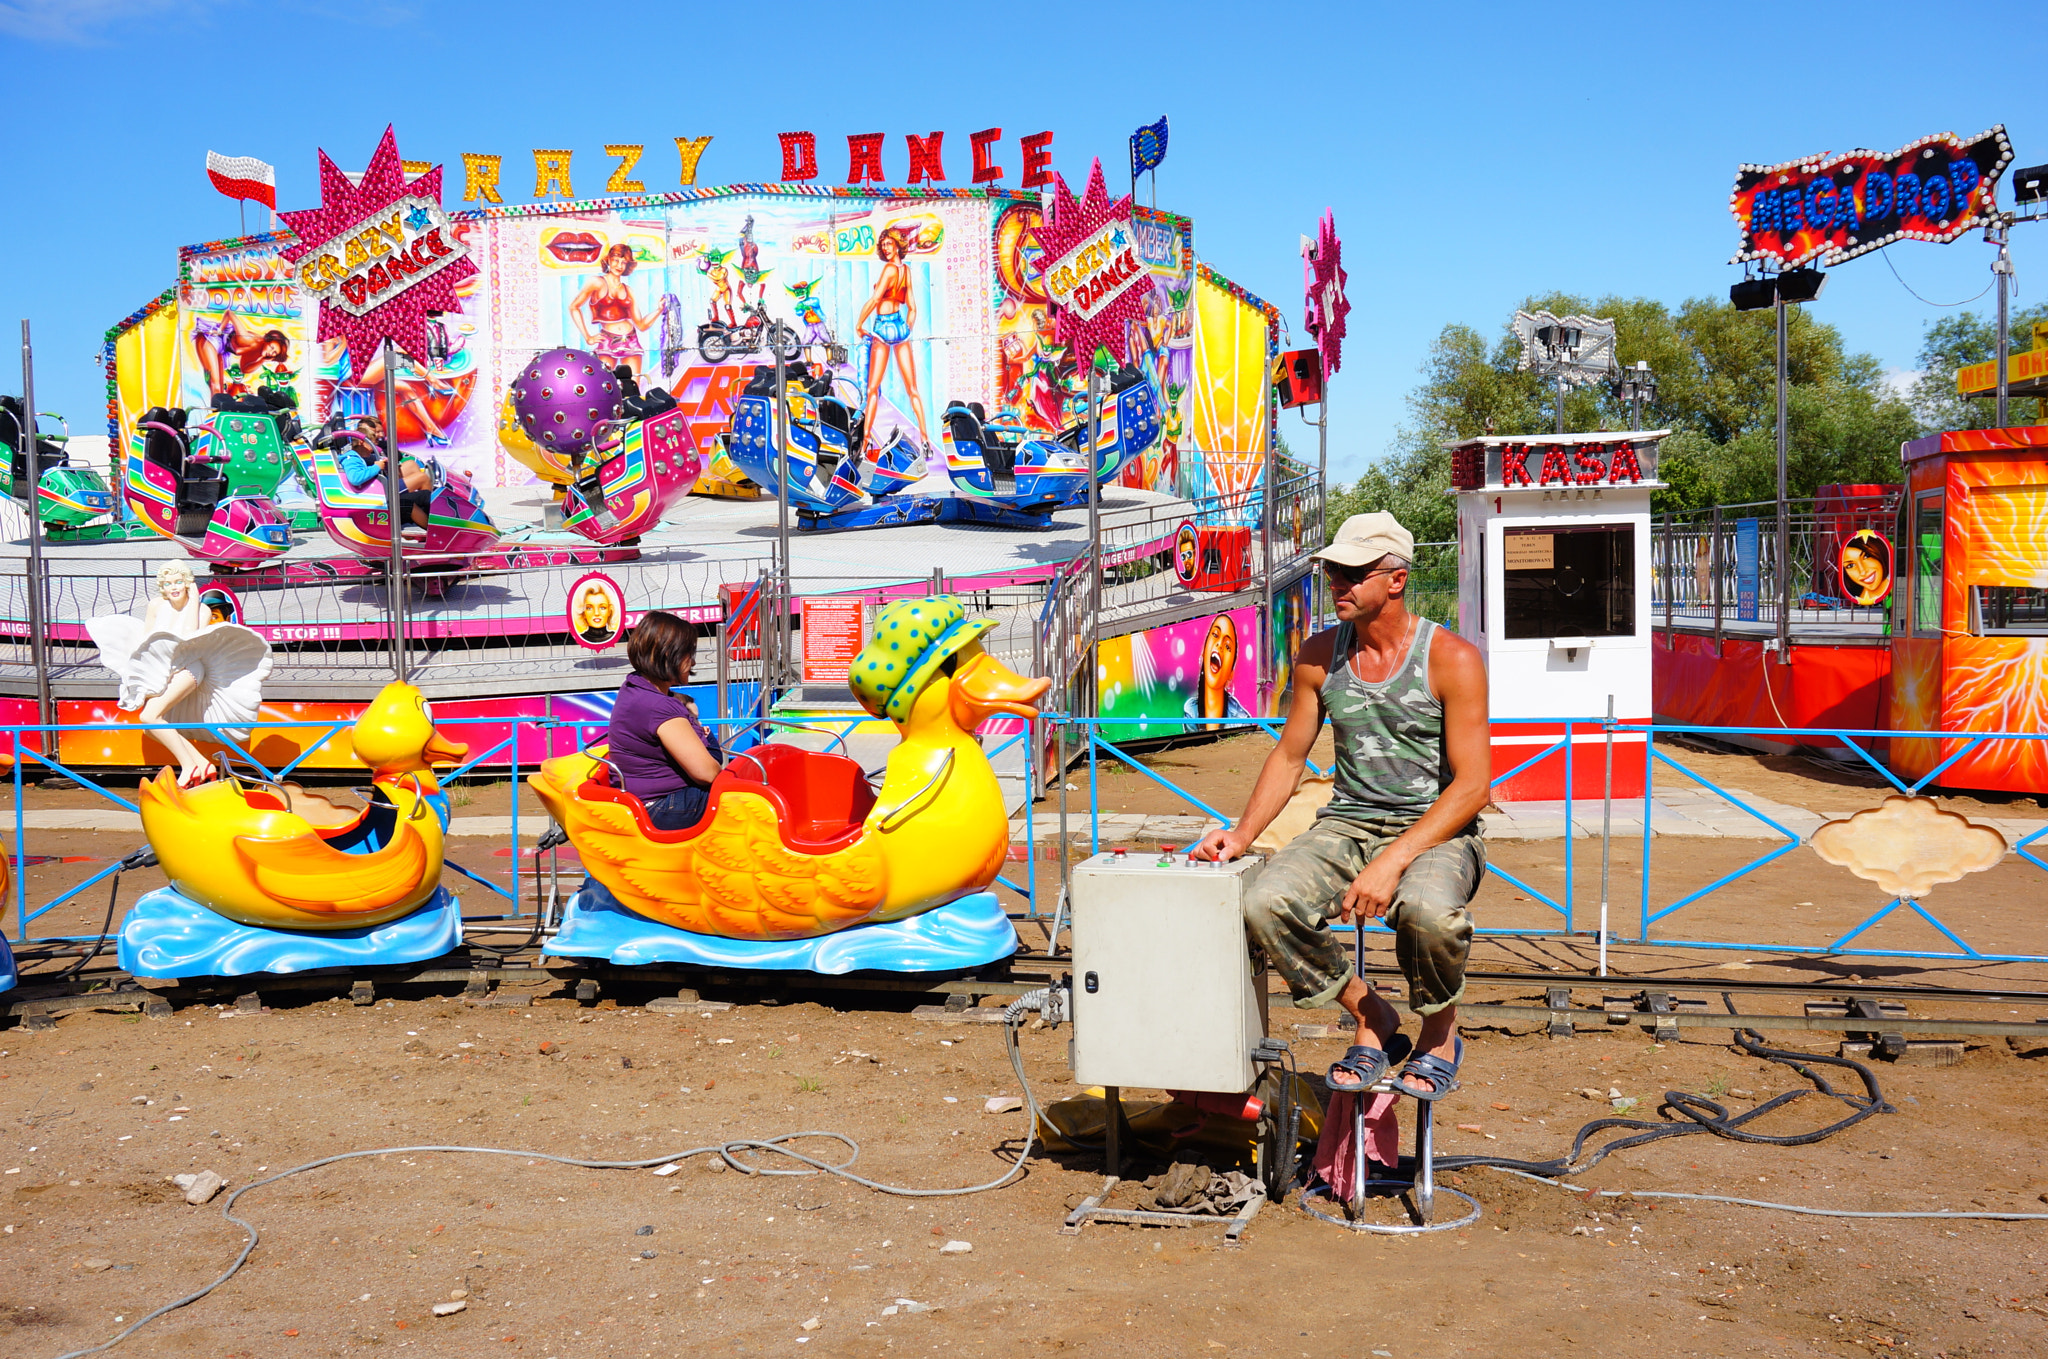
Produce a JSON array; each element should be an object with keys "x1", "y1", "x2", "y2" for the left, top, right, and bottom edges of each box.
[{"x1": 1069, "y1": 850, "x2": 1265, "y2": 1094}]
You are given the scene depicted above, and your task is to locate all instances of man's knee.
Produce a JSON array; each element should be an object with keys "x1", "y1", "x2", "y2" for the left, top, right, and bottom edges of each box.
[{"x1": 1240, "y1": 879, "x2": 1285, "y2": 943}]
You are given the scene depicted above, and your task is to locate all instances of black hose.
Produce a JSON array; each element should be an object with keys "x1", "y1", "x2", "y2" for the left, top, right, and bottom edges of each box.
[
  {"x1": 53, "y1": 847, "x2": 155, "y2": 984},
  {"x1": 1433, "y1": 997, "x2": 1894, "y2": 1180}
]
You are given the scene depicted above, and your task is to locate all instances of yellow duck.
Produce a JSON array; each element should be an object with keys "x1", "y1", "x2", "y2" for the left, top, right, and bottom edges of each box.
[
  {"x1": 531, "y1": 596, "x2": 1049, "y2": 939},
  {"x1": 139, "y1": 682, "x2": 469, "y2": 930}
]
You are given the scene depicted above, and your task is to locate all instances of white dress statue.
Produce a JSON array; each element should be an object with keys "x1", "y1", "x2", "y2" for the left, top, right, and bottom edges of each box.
[{"x1": 84, "y1": 560, "x2": 273, "y2": 786}]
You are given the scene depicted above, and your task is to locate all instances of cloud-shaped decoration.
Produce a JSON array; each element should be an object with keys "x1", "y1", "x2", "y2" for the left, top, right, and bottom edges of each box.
[{"x1": 1808, "y1": 796, "x2": 2006, "y2": 900}]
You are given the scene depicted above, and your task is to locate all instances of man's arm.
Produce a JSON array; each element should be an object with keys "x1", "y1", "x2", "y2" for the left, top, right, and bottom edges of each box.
[
  {"x1": 1338, "y1": 630, "x2": 1491, "y2": 920},
  {"x1": 1189, "y1": 630, "x2": 1333, "y2": 861}
]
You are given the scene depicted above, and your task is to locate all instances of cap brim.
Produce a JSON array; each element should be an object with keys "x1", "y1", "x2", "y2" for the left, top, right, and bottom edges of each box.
[
  {"x1": 1311, "y1": 542, "x2": 1380, "y2": 568},
  {"x1": 885, "y1": 616, "x2": 999, "y2": 723}
]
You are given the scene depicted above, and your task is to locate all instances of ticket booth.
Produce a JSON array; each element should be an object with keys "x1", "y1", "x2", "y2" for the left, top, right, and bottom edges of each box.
[{"x1": 1450, "y1": 431, "x2": 1667, "y2": 801}]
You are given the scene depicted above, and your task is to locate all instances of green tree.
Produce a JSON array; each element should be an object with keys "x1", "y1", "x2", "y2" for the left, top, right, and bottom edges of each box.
[
  {"x1": 1909, "y1": 304, "x2": 2048, "y2": 433},
  {"x1": 1330, "y1": 291, "x2": 1920, "y2": 529}
]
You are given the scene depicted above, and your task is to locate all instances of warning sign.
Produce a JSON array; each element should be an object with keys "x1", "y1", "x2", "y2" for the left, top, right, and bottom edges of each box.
[
  {"x1": 1504, "y1": 533, "x2": 1555, "y2": 571},
  {"x1": 801, "y1": 597, "x2": 866, "y2": 685}
]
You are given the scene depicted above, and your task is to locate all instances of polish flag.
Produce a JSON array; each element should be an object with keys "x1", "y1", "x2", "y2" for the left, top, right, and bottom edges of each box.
[{"x1": 205, "y1": 151, "x2": 276, "y2": 209}]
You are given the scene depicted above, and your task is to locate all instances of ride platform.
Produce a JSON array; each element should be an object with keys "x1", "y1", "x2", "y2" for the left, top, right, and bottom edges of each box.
[{"x1": 0, "y1": 478, "x2": 1196, "y2": 704}]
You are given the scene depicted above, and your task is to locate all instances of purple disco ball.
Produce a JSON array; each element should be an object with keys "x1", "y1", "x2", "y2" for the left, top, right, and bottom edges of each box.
[{"x1": 509, "y1": 348, "x2": 620, "y2": 457}]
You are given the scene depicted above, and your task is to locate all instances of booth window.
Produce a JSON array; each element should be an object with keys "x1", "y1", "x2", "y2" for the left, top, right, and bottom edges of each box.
[
  {"x1": 1912, "y1": 492, "x2": 1943, "y2": 638},
  {"x1": 1976, "y1": 587, "x2": 2048, "y2": 636},
  {"x1": 1501, "y1": 524, "x2": 1635, "y2": 640}
]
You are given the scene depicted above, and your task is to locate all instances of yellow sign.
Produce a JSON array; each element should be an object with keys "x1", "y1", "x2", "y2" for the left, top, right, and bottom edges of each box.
[{"x1": 1956, "y1": 326, "x2": 2048, "y2": 396}]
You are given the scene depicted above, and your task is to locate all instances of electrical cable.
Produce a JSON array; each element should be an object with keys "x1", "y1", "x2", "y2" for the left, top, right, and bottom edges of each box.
[
  {"x1": 53, "y1": 849, "x2": 155, "y2": 984},
  {"x1": 1477, "y1": 1165, "x2": 2048, "y2": 1220},
  {"x1": 49, "y1": 994, "x2": 1061, "y2": 1359},
  {"x1": 1430, "y1": 1005, "x2": 1888, "y2": 1182},
  {"x1": 1880, "y1": 246, "x2": 1994, "y2": 308}
]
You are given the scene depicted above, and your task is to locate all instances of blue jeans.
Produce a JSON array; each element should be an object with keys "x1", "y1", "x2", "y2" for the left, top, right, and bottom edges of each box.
[
  {"x1": 570, "y1": 785, "x2": 709, "y2": 908},
  {"x1": 642, "y1": 785, "x2": 710, "y2": 832}
]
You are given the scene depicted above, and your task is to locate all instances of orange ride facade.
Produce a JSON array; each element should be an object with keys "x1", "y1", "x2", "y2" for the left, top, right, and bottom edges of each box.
[{"x1": 1889, "y1": 425, "x2": 2048, "y2": 793}]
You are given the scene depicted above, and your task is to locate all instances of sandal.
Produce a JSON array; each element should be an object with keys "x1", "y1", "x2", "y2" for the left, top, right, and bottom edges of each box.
[
  {"x1": 1395, "y1": 1037, "x2": 1464, "y2": 1102},
  {"x1": 1324, "y1": 1033, "x2": 1413, "y2": 1094}
]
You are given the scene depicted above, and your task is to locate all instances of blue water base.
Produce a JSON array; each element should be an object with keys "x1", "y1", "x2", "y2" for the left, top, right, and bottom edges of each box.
[
  {"x1": 117, "y1": 886, "x2": 462, "y2": 979},
  {"x1": 0, "y1": 931, "x2": 15, "y2": 993},
  {"x1": 544, "y1": 881, "x2": 1018, "y2": 973}
]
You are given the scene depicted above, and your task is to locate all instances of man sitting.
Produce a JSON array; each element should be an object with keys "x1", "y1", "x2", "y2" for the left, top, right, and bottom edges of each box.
[{"x1": 1192, "y1": 512, "x2": 1490, "y2": 1100}]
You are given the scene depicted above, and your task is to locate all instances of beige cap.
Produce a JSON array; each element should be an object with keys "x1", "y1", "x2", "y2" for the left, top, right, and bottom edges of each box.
[{"x1": 1312, "y1": 511, "x2": 1415, "y2": 569}]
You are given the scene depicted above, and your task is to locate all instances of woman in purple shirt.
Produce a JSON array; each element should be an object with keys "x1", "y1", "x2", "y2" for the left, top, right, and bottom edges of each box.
[{"x1": 607, "y1": 612, "x2": 724, "y2": 831}]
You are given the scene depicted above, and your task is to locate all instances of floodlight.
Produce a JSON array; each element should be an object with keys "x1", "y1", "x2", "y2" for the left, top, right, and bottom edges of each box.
[
  {"x1": 1776, "y1": 268, "x2": 1828, "y2": 303},
  {"x1": 2014, "y1": 164, "x2": 2048, "y2": 205},
  {"x1": 1729, "y1": 278, "x2": 1777, "y2": 311}
]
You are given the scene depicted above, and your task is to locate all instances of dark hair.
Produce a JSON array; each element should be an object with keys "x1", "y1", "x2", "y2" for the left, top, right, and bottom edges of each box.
[
  {"x1": 602, "y1": 243, "x2": 637, "y2": 276},
  {"x1": 1843, "y1": 530, "x2": 1892, "y2": 595},
  {"x1": 877, "y1": 229, "x2": 907, "y2": 262},
  {"x1": 258, "y1": 330, "x2": 290, "y2": 361},
  {"x1": 628, "y1": 610, "x2": 700, "y2": 688}
]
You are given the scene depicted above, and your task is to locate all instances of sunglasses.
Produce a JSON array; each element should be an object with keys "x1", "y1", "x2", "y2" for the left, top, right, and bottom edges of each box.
[{"x1": 1321, "y1": 562, "x2": 1402, "y2": 584}]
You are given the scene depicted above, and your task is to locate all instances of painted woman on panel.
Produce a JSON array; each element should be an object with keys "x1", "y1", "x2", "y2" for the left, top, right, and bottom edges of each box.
[
  {"x1": 854, "y1": 227, "x2": 930, "y2": 459},
  {"x1": 573, "y1": 244, "x2": 658, "y2": 380},
  {"x1": 1840, "y1": 529, "x2": 1894, "y2": 608},
  {"x1": 192, "y1": 311, "x2": 291, "y2": 397}
]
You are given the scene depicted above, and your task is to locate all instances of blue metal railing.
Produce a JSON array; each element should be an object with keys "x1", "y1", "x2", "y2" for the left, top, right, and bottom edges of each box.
[{"x1": 6, "y1": 708, "x2": 2045, "y2": 968}]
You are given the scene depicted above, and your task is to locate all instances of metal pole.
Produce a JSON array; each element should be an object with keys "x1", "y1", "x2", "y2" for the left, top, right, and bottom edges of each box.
[
  {"x1": 1260, "y1": 426, "x2": 1275, "y2": 711},
  {"x1": 19, "y1": 321, "x2": 53, "y2": 734},
  {"x1": 1774, "y1": 296, "x2": 1791, "y2": 665},
  {"x1": 1085, "y1": 362, "x2": 1103, "y2": 722},
  {"x1": 1711, "y1": 503, "x2": 1725, "y2": 656},
  {"x1": 383, "y1": 340, "x2": 408, "y2": 684},
  {"x1": 1994, "y1": 219, "x2": 2013, "y2": 429},
  {"x1": 1556, "y1": 373, "x2": 1567, "y2": 436},
  {"x1": 773, "y1": 344, "x2": 791, "y2": 698},
  {"x1": 1599, "y1": 693, "x2": 1613, "y2": 978},
  {"x1": 1662, "y1": 512, "x2": 1673, "y2": 636}
]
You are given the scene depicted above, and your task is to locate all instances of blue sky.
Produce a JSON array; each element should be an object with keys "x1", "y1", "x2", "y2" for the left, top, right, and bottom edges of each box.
[{"x1": 1, "y1": 0, "x2": 2041, "y2": 481}]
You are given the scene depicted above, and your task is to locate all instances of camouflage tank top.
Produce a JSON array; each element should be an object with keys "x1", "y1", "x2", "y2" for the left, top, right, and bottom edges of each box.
[{"x1": 1317, "y1": 617, "x2": 1451, "y2": 826}]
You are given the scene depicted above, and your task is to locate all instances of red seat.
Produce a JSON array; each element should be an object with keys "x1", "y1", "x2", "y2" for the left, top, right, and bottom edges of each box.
[
  {"x1": 717, "y1": 743, "x2": 877, "y2": 848},
  {"x1": 581, "y1": 742, "x2": 877, "y2": 852}
]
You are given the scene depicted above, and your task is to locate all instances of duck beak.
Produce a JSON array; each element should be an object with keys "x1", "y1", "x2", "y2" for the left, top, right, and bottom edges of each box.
[
  {"x1": 423, "y1": 729, "x2": 469, "y2": 766},
  {"x1": 950, "y1": 651, "x2": 1052, "y2": 729}
]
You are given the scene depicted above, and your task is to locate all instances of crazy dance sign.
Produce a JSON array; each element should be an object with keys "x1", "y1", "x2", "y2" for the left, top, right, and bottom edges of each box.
[
  {"x1": 1035, "y1": 159, "x2": 1150, "y2": 365},
  {"x1": 279, "y1": 126, "x2": 478, "y2": 384},
  {"x1": 1729, "y1": 126, "x2": 2013, "y2": 268}
]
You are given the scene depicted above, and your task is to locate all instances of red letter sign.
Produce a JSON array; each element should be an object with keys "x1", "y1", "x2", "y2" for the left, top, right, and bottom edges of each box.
[
  {"x1": 970, "y1": 127, "x2": 1003, "y2": 184},
  {"x1": 778, "y1": 132, "x2": 817, "y2": 182},
  {"x1": 846, "y1": 133, "x2": 886, "y2": 184}
]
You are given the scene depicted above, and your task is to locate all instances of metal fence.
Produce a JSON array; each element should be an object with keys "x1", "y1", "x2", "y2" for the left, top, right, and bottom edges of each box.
[
  {"x1": 10, "y1": 708, "x2": 2044, "y2": 973},
  {"x1": 1651, "y1": 492, "x2": 1902, "y2": 638}
]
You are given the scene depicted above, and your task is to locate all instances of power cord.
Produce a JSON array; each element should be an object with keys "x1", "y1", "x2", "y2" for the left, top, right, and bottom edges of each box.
[
  {"x1": 54, "y1": 847, "x2": 156, "y2": 984},
  {"x1": 49, "y1": 989, "x2": 1065, "y2": 1359}
]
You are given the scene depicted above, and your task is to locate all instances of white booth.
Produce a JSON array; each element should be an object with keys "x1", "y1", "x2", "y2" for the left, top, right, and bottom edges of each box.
[{"x1": 1449, "y1": 431, "x2": 1668, "y2": 801}]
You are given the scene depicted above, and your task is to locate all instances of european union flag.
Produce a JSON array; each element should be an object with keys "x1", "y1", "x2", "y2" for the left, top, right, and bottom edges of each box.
[{"x1": 1130, "y1": 116, "x2": 1169, "y2": 179}]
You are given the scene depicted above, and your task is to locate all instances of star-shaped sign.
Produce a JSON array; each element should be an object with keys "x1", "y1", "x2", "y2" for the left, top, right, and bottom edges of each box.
[
  {"x1": 1302, "y1": 208, "x2": 1350, "y2": 379},
  {"x1": 1035, "y1": 158, "x2": 1149, "y2": 367},
  {"x1": 278, "y1": 125, "x2": 476, "y2": 385}
]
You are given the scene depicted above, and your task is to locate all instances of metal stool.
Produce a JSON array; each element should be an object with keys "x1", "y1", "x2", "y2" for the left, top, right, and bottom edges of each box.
[{"x1": 1299, "y1": 924, "x2": 1479, "y2": 1234}]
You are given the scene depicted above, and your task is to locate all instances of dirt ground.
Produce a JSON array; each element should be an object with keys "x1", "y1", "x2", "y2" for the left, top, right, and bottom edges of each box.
[
  {"x1": 6, "y1": 735, "x2": 2048, "y2": 1356},
  {"x1": 4, "y1": 988, "x2": 2048, "y2": 1359}
]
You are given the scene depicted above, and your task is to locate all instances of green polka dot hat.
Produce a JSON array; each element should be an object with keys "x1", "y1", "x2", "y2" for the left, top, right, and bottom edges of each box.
[{"x1": 849, "y1": 596, "x2": 997, "y2": 724}]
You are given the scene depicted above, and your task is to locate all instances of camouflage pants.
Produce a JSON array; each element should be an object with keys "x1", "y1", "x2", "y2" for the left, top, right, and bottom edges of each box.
[{"x1": 1242, "y1": 815, "x2": 1485, "y2": 1016}]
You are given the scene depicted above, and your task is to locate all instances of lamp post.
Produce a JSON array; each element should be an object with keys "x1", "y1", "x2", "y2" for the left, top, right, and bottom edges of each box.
[
  {"x1": 1614, "y1": 360, "x2": 1657, "y2": 430},
  {"x1": 1535, "y1": 323, "x2": 1584, "y2": 434},
  {"x1": 1730, "y1": 267, "x2": 1826, "y2": 666}
]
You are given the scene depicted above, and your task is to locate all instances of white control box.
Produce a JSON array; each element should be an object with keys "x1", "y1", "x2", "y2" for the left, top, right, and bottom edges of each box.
[{"x1": 1069, "y1": 851, "x2": 1265, "y2": 1095}]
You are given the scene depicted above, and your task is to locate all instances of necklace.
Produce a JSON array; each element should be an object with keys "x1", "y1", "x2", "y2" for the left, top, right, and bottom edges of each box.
[{"x1": 1348, "y1": 614, "x2": 1416, "y2": 685}]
